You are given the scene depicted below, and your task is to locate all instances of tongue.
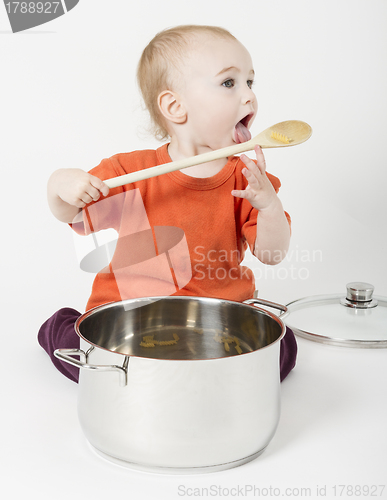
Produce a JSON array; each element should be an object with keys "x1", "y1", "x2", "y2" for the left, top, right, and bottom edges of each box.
[{"x1": 234, "y1": 121, "x2": 252, "y2": 144}]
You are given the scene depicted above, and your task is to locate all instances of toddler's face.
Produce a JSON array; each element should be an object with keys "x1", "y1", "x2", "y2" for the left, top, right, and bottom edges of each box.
[{"x1": 175, "y1": 35, "x2": 258, "y2": 150}]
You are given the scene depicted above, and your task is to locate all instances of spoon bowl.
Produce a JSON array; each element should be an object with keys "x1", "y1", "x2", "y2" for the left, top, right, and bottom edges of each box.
[{"x1": 256, "y1": 120, "x2": 312, "y2": 148}]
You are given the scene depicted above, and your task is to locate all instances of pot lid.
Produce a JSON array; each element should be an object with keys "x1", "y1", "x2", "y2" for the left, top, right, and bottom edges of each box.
[{"x1": 281, "y1": 282, "x2": 387, "y2": 348}]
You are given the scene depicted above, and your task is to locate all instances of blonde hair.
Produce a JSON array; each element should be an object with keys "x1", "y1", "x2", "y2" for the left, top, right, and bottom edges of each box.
[{"x1": 137, "y1": 25, "x2": 237, "y2": 141}]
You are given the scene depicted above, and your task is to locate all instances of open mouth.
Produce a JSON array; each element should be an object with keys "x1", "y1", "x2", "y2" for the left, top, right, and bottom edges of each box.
[{"x1": 234, "y1": 113, "x2": 254, "y2": 144}]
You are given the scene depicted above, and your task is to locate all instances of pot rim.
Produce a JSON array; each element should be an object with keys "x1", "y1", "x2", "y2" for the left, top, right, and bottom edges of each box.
[{"x1": 75, "y1": 295, "x2": 286, "y2": 361}]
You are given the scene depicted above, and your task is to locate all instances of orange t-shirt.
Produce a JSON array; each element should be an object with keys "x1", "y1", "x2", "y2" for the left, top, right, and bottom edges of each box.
[{"x1": 71, "y1": 144, "x2": 289, "y2": 311}]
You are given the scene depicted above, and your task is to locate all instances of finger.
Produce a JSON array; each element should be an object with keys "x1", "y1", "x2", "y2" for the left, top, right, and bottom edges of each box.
[
  {"x1": 231, "y1": 189, "x2": 248, "y2": 199},
  {"x1": 90, "y1": 175, "x2": 110, "y2": 197},
  {"x1": 241, "y1": 165, "x2": 260, "y2": 189},
  {"x1": 240, "y1": 153, "x2": 260, "y2": 171},
  {"x1": 231, "y1": 189, "x2": 244, "y2": 198},
  {"x1": 74, "y1": 199, "x2": 87, "y2": 209},
  {"x1": 241, "y1": 154, "x2": 263, "y2": 181},
  {"x1": 100, "y1": 182, "x2": 110, "y2": 197},
  {"x1": 254, "y1": 145, "x2": 266, "y2": 174},
  {"x1": 80, "y1": 192, "x2": 94, "y2": 205},
  {"x1": 86, "y1": 186, "x2": 103, "y2": 202}
]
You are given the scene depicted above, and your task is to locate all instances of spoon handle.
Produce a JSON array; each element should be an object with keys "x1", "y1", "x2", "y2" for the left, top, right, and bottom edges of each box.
[{"x1": 104, "y1": 138, "x2": 258, "y2": 189}]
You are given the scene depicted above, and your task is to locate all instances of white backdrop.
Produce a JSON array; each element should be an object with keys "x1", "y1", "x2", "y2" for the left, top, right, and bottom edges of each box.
[{"x1": 1, "y1": 1, "x2": 387, "y2": 499}]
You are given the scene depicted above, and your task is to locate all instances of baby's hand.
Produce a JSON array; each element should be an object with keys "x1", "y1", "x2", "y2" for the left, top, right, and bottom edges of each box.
[
  {"x1": 54, "y1": 168, "x2": 109, "y2": 209},
  {"x1": 231, "y1": 145, "x2": 277, "y2": 211}
]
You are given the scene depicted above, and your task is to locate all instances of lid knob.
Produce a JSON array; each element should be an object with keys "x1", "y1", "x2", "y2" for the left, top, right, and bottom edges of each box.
[
  {"x1": 341, "y1": 282, "x2": 378, "y2": 309},
  {"x1": 346, "y1": 282, "x2": 374, "y2": 302}
]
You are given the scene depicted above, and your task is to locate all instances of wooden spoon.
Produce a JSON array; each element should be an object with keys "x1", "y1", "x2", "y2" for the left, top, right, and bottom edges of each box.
[{"x1": 104, "y1": 120, "x2": 312, "y2": 189}]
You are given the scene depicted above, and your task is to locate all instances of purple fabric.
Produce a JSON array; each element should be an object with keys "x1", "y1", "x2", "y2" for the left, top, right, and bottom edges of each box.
[
  {"x1": 279, "y1": 325, "x2": 297, "y2": 382},
  {"x1": 38, "y1": 308, "x2": 297, "y2": 383},
  {"x1": 38, "y1": 307, "x2": 81, "y2": 383}
]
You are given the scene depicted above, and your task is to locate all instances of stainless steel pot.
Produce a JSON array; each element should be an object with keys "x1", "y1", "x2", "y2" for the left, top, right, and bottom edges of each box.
[{"x1": 54, "y1": 295, "x2": 286, "y2": 474}]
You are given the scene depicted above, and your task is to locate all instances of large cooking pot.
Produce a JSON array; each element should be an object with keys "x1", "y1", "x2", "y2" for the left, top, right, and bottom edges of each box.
[{"x1": 54, "y1": 295, "x2": 286, "y2": 473}]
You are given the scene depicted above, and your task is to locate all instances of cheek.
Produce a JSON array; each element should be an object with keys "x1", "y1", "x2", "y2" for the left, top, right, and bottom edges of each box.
[{"x1": 185, "y1": 90, "x2": 213, "y2": 118}]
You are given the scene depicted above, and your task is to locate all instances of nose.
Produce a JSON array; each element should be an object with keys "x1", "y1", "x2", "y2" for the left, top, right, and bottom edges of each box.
[{"x1": 242, "y1": 85, "x2": 256, "y2": 105}]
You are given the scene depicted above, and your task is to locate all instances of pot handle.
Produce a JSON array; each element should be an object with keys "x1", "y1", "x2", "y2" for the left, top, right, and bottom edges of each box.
[
  {"x1": 54, "y1": 348, "x2": 127, "y2": 387},
  {"x1": 243, "y1": 298, "x2": 288, "y2": 314}
]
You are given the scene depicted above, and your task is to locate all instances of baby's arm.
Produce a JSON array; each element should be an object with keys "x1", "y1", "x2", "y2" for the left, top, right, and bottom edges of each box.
[
  {"x1": 231, "y1": 146, "x2": 290, "y2": 265},
  {"x1": 47, "y1": 168, "x2": 109, "y2": 223}
]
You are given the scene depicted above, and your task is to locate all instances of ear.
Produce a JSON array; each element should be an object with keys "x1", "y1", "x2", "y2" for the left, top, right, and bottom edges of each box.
[{"x1": 158, "y1": 90, "x2": 187, "y2": 125}]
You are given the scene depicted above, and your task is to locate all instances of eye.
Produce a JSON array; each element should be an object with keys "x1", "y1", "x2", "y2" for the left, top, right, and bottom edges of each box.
[
  {"x1": 247, "y1": 80, "x2": 254, "y2": 89},
  {"x1": 222, "y1": 79, "x2": 235, "y2": 88}
]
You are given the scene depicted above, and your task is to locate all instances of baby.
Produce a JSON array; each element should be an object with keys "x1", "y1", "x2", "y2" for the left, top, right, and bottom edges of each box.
[{"x1": 39, "y1": 25, "x2": 297, "y2": 381}]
